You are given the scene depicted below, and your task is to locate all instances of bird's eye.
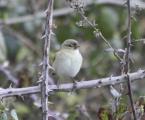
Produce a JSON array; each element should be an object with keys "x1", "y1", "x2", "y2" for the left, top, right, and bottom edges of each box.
[
  {"x1": 68, "y1": 44, "x2": 72, "y2": 47},
  {"x1": 73, "y1": 43, "x2": 77, "y2": 46}
]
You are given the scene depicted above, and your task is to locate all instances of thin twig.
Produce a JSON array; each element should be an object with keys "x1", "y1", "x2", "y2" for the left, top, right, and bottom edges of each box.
[
  {"x1": 132, "y1": 39, "x2": 145, "y2": 43},
  {"x1": 124, "y1": 0, "x2": 137, "y2": 119},
  {"x1": 41, "y1": 0, "x2": 54, "y2": 120},
  {"x1": 76, "y1": 8, "x2": 122, "y2": 62},
  {"x1": 99, "y1": 32, "x2": 122, "y2": 61},
  {"x1": 0, "y1": 69, "x2": 144, "y2": 98}
]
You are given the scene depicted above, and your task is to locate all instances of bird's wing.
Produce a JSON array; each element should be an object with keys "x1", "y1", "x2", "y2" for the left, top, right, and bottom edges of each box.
[{"x1": 52, "y1": 49, "x2": 59, "y2": 62}]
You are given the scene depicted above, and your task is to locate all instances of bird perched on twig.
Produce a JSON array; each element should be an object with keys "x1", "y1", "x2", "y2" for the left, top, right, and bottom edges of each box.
[{"x1": 52, "y1": 39, "x2": 83, "y2": 87}]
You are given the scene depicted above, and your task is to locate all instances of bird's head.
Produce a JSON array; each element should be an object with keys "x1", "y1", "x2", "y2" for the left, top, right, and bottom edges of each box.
[{"x1": 61, "y1": 39, "x2": 80, "y2": 50}]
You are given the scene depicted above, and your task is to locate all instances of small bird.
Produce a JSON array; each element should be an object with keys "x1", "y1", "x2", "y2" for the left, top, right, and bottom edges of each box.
[{"x1": 53, "y1": 39, "x2": 83, "y2": 85}]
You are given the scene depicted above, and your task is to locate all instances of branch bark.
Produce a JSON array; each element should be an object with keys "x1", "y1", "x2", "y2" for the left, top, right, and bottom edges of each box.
[
  {"x1": 124, "y1": 0, "x2": 137, "y2": 119},
  {"x1": 41, "y1": 0, "x2": 54, "y2": 120},
  {"x1": 0, "y1": 69, "x2": 144, "y2": 98}
]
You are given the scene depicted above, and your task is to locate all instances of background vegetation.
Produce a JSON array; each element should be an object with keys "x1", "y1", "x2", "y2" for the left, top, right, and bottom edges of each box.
[{"x1": 0, "y1": 0, "x2": 145, "y2": 119}]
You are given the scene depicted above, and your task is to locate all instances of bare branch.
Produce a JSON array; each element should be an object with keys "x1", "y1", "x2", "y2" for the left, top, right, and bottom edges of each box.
[
  {"x1": 0, "y1": 70, "x2": 145, "y2": 98},
  {"x1": 74, "y1": 5, "x2": 122, "y2": 62},
  {"x1": 0, "y1": 86, "x2": 40, "y2": 97},
  {"x1": 132, "y1": 39, "x2": 145, "y2": 43},
  {"x1": 124, "y1": 0, "x2": 137, "y2": 119},
  {"x1": 41, "y1": 0, "x2": 54, "y2": 120}
]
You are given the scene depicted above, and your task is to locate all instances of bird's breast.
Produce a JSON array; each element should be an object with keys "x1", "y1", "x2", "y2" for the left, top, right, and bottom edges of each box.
[{"x1": 53, "y1": 49, "x2": 82, "y2": 77}]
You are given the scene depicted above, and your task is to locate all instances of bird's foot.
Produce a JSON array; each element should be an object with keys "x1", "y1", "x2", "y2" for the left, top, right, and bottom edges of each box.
[
  {"x1": 72, "y1": 80, "x2": 77, "y2": 90},
  {"x1": 70, "y1": 79, "x2": 78, "y2": 94}
]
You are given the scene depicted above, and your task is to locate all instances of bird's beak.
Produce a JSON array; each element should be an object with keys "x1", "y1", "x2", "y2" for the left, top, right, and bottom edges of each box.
[
  {"x1": 76, "y1": 44, "x2": 80, "y2": 48},
  {"x1": 75, "y1": 44, "x2": 80, "y2": 49}
]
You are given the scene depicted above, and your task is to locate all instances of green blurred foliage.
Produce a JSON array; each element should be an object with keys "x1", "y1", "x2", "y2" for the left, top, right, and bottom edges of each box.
[
  {"x1": 0, "y1": 97, "x2": 19, "y2": 120},
  {"x1": 3, "y1": 30, "x2": 21, "y2": 63},
  {"x1": 0, "y1": 31, "x2": 7, "y2": 62},
  {"x1": 0, "y1": 0, "x2": 145, "y2": 120}
]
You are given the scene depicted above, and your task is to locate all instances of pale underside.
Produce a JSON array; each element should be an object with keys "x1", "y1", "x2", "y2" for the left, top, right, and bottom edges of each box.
[{"x1": 53, "y1": 49, "x2": 83, "y2": 78}]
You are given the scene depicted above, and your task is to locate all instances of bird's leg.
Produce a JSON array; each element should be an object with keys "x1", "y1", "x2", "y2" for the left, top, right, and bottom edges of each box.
[
  {"x1": 71, "y1": 77, "x2": 78, "y2": 92},
  {"x1": 56, "y1": 79, "x2": 60, "y2": 89}
]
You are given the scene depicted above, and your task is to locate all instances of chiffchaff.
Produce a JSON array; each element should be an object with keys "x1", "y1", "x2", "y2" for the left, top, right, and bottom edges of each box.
[{"x1": 53, "y1": 39, "x2": 83, "y2": 83}]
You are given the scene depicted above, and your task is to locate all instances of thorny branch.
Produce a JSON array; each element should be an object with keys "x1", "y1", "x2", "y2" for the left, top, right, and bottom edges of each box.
[
  {"x1": 69, "y1": 0, "x2": 137, "y2": 119},
  {"x1": 70, "y1": 2, "x2": 122, "y2": 62},
  {"x1": 41, "y1": 0, "x2": 54, "y2": 120},
  {"x1": 0, "y1": 69, "x2": 144, "y2": 98},
  {"x1": 0, "y1": 0, "x2": 144, "y2": 119},
  {"x1": 123, "y1": 0, "x2": 137, "y2": 119}
]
